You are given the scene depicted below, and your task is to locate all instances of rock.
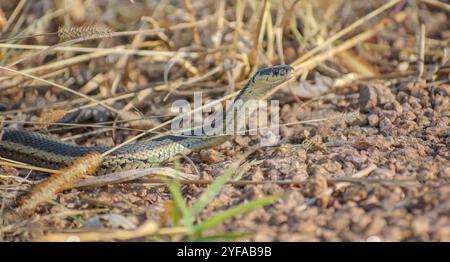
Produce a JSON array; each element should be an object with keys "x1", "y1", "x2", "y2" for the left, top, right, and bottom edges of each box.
[
  {"x1": 359, "y1": 86, "x2": 378, "y2": 111},
  {"x1": 368, "y1": 114, "x2": 379, "y2": 126},
  {"x1": 384, "y1": 226, "x2": 405, "y2": 241},
  {"x1": 443, "y1": 167, "x2": 450, "y2": 178},
  {"x1": 365, "y1": 215, "x2": 386, "y2": 236},
  {"x1": 433, "y1": 226, "x2": 450, "y2": 241},
  {"x1": 200, "y1": 149, "x2": 225, "y2": 164},
  {"x1": 404, "y1": 111, "x2": 416, "y2": 121},
  {"x1": 303, "y1": 172, "x2": 328, "y2": 198},
  {"x1": 384, "y1": 100, "x2": 403, "y2": 114},
  {"x1": 379, "y1": 117, "x2": 393, "y2": 135},
  {"x1": 373, "y1": 84, "x2": 395, "y2": 105},
  {"x1": 411, "y1": 217, "x2": 430, "y2": 236},
  {"x1": 297, "y1": 220, "x2": 317, "y2": 235}
]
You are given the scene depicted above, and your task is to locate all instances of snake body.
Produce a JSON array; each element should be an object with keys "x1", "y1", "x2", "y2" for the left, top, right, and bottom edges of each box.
[{"x1": 0, "y1": 65, "x2": 293, "y2": 175}]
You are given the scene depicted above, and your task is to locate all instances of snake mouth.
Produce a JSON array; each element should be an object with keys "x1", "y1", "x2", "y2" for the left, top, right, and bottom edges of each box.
[
  {"x1": 286, "y1": 65, "x2": 295, "y2": 77},
  {"x1": 288, "y1": 65, "x2": 295, "y2": 75},
  {"x1": 285, "y1": 65, "x2": 295, "y2": 81}
]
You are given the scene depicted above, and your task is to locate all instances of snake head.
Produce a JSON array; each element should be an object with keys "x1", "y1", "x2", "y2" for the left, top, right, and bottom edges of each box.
[
  {"x1": 252, "y1": 64, "x2": 294, "y2": 86},
  {"x1": 233, "y1": 64, "x2": 294, "y2": 103}
]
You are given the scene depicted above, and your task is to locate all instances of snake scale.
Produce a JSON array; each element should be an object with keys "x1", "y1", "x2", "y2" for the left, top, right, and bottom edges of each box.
[{"x1": 0, "y1": 65, "x2": 293, "y2": 175}]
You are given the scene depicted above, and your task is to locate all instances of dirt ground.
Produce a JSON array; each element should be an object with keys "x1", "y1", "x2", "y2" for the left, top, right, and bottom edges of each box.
[{"x1": 0, "y1": 0, "x2": 449, "y2": 241}]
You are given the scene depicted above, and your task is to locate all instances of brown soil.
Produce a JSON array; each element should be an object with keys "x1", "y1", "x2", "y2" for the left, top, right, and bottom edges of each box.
[{"x1": 0, "y1": 0, "x2": 449, "y2": 241}]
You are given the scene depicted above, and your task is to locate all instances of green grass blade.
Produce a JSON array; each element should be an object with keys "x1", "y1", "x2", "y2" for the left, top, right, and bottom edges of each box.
[
  {"x1": 171, "y1": 199, "x2": 181, "y2": 227},
  {"x1": 164, "y1": 177, "x2": 194, "y2": 230},
  {"x1": 187, "y1": 161, "x2": 239, "y2": 222},
  {"x1": 186, "y1": 150, "x2": 255, "y2": 225}
]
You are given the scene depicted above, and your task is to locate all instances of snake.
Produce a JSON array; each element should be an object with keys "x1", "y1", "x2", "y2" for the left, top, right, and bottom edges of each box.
[{"x1": 0, "y1": 65, "x2": 293, "y2": 175}]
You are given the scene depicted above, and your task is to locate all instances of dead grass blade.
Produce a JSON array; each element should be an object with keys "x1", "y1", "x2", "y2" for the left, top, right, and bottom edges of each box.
[
  {"x1": 292, "y1": 0, "x2": 403, "y2": 66},
  {"x1": 17, "y1": 152, "x2": 102, "y2": 214},
  {"x1": 0, "y1": 66, "x2": 121, "y2": 115},
  {"x1": 72, "y1": 167, "x2": 198, "y2": 189},
  {"x1": 34, "y1": 220, "x2": 186, "y2": 242}
]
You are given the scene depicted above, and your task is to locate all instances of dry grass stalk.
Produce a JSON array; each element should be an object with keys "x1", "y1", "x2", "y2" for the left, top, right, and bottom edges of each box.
[
  {"x1": 292, "y1": 11, "x2": 408, "y2": 74},
  {"x1": 336, "y1": 50, "x2": 377, "y2": 77},
  {"x1": 183, "y1": 0, "x2": 201, "y2": 46},
  {"x1": 274, "y1": 0, "x2": 301, "y2": 64},
  {"x1": 72, "y1": 167, "x2": 197, "y2": 189},
  {"x1": 140, "y1": 178, "x2": 308, "y2": 186},
  {"x1": 233, "y1": 0, "x2": 245, "y2": 48},
  {"x1": 362, "y1": 42, "x2": 447, "y2": 59},
  {"x1": 1, "y1": 0, "x2": 26, "y2": 33},
  {"x1": 249, "y1": 0, "x2": 269, "y2": 69},
  {"x1": 417, "y1": 24, "x2": 426, "y2": 79},
  {"x1": 34, "y1": 221, "x2": 186, "y2": 242},
  {"x1": 261, "y1": 11, "x2": 407, "y2": 102},
  {"x1": 0, "y1": 158, "x2": 59, "y2": 174},
  {"x1": 17, "y1": 152, "x2": 102, "y2": 214},
  {"x1": 326, "y1": 164, "x2": 378, "y2": 194},
  {"x1": 0, "y1": 43, "x2": 199, "y2": 58},
  {"x1": 0, "y1": 120, "x2": 146, "y2": 134},
  {"x1": 292, "y1": 0, "x2": 403, "y2": 66},
  {"x1": 5, "y1": 28, "x2": 165, "y2": 68},
  {"x1": 0, "y1": 66, "x2": 121, "y2": 115},
  {"x1": 420, "y1": 0, "x2": 450, "y2": 11},
  {"x1": 299, "y1": 164, "x2": 378, "y2": 211}
]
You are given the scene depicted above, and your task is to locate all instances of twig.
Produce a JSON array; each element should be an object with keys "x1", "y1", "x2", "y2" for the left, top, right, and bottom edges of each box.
[
  {"x1": 420, "y1": 0, "x2": 450, "y2": 11},
  {"x1": 417, "y1": 24, "x2": 426, "y2": 79},
  {"x1": 181, "y1": 155, "x2": 201, "y2": 178},
  {"x1": 299, "y1": 164, "x2": 378, "y2": 210},
  {"x1": 1, "y1": 0, "x2": 26, "y2": 33},
  {"x1": 0, "y1": 157, "x2": 59, "y2": 174},
  {"x1": 0, "y1": 43, "x2": 199, "y2": 58},
  {"x1": 0, "y1": 174, "x2": 34, "y2": 185},
  {"x1": 17, "y1": 152, "x2": 102, "y2": 214},
  {"x1": 292, "y1": 0, "x2": 403, "y2": 66},
  {"x1": 139, "y1": 178, "x2": 308, "y2": 186},
  {"x1": 5, "y1": 29, "x2": 165, "y2": 67},
  {"x1": 249, "y1": 0, "x2": 269, "y2": 69},
  {"x1": 184, "y1": 0, "x2": 201, "y2": 46},
  {"x1": 72, "y1": 167, "x2": 197, "y2": 189},
  {"x1": 0, "y1": 66, "x2": 121, "y2": 115},
  {"x1": 34, "y1": 221, "x2": 186, "y2": 242}
]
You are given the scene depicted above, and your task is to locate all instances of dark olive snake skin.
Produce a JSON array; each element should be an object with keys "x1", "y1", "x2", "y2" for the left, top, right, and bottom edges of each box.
[{"x1": 0, "y1": 65, "x2": 293, "y2": 175}]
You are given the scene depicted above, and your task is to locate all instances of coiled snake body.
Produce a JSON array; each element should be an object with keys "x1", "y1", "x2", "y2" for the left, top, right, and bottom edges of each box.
[{"x1": 0, "y1": 65, "x2": 293, "y2": 175}]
